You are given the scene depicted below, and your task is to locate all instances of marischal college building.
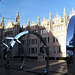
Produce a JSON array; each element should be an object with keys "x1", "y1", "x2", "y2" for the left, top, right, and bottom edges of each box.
[{"x1": 0, "y1": 8, "x2": 75, "y2": 59}]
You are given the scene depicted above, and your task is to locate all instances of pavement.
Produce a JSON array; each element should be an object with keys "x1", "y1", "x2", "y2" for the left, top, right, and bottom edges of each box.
[{"x1": 0, "y1": 59, "x2": 68, "y2": 75}]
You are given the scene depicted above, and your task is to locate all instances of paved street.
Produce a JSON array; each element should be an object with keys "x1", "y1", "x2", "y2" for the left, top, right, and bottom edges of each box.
[{"x1": 0, "y1": 59, "x2": 68, "y2": 75}]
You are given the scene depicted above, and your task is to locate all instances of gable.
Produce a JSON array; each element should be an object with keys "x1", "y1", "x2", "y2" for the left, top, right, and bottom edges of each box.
[{"x1": 5, "y1": 20, "x2": 14, "y2": 29}]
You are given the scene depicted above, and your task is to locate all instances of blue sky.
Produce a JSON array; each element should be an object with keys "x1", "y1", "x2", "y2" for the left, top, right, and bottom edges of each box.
[{"x1": 0, "y1": 0, "x2": 75, "y2": 27}]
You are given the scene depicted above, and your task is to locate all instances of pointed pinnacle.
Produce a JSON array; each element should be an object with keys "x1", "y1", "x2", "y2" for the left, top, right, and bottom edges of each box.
[
  {"x1": 38, "y1": 16, "x2": 39, "y2": 19},
  {"x1": 64, "y1": 7, "x2": 66, "y2": 11},
  {"x1": 49, "y1": 12, "x2": 51, "y2": 17},
  {"x1": 28, "y1": 18, "x2": 29, "y2": 22}
]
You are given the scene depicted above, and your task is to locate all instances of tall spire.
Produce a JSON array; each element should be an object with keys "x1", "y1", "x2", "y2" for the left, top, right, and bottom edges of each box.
[
  {"x1": 1, "y1": 17, "x2": 4, "y2": 28},
  {"x1": 49, "y1": 12, "x2": 52, "y2": 31},
  {"x1": 27, "y1": 18, "x2": 30, "y2": 26},
  {"x1": 0, "y1": 17, "x2": 4, "y2": 29},
  {"x1": 37, "y1": 16, "x2": 40, "y2": 25},
  {"x1": 63, "y1": 8, "x2": 67, "y2": 18},
  {"x1": 14, "y1": 10, "x2": 20, "y2": 25},
  {"x1": 49, "y1": 12, "x2": 52, "y2": 21},
  {"x1": 1, "y1": 17, "x2": 4, "y2": 23},
  {"x1": 17, "y1": 10, "x2": 19, "y2": 16},
  {"x1": 64, "y1": 8, "x2": 66, "y2": 12},
  {"x1": 56, "y1": 12, "x2": 59, "y2": 16},
  {"x1": 63, "y1": 8, "x2": 67, "y2": 26}
]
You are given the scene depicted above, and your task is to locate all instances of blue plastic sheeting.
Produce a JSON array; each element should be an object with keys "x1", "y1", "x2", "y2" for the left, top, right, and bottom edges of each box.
[
  {"x1": 69, "y1": 41, "x2": 73, "y2": 44},
  {"x1": 3, "y1": 37, "x2": 21, "y2": 46},
  {"x1": 68, "y1": 45, "x2": 73, "y2": 47},
  {"x1": 67, "y1": 50, "x2": 73, "y2": 57},
  {"x1": 14, "y1": 31, "x2": 28, "y2": 39},
  {"x1": 3, "y1": 43, "x2": 8, "y2": 47},
  {"x1": 5, "y1": 37, "x2": 13, "y2": 39},
  {"x1": 9, "y1": 31, "x2": 29, "y2": 47}
]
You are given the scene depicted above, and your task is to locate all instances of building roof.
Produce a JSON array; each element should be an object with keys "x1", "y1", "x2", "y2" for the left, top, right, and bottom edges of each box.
[
  {"x1": 31, "y1": 20, "x2": 36, "y2": 26},
  {"x1": 22, "y1": 23, "x2": 26, "y2": 28},
  {"x1": 5, "y1": 20, "x2": 14, "y2": 29}
]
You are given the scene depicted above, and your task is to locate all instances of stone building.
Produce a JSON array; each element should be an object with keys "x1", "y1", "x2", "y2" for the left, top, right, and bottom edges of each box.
[{"x1": 0, "y1": 8, "x2": 75, "y2": 59}]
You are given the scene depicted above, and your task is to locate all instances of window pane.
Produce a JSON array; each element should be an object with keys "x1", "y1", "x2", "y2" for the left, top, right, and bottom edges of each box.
[
  {"x1": 35, "y1": 39, "x2": 37, "y2": 44},
  {"x1": 53, "y1": 36, "x2": 55, "y2": 42},
  {"x1": 56, "y1": 38, "x2": 58, "y2": 42},
  {"x1": 29, "y1": 48, "x2": 30, "y2": 53},
  {"x1": 31, "y1": 48, "x2": 34, "y2": 53},
  {"x1": 54, "y1": 46, "x2": 56, "y2": 53},
  {"x1": 48, "y1": 37, "x2": 49, "y2": 43},
  {"x1": 44, "y1": 37, "x2": 46, "y2": 43},
  {"x1": 43, "y1": 29, "x2": 47, "y2": 34}
]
